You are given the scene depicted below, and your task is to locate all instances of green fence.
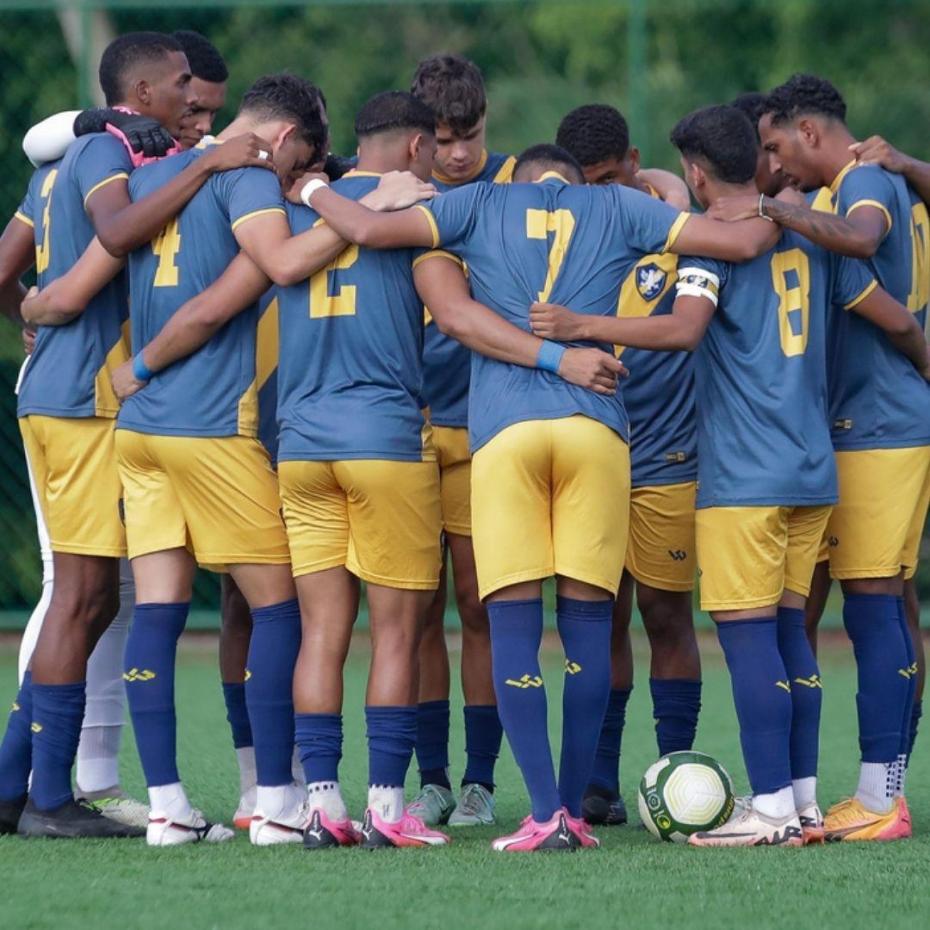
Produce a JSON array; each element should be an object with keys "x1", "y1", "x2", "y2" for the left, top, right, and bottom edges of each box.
[{"x1": 1, "y1": 0, "x2": 929, "y2": 621}]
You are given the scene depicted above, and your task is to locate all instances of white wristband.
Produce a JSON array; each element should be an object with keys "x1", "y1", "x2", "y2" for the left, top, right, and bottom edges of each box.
[{"x1": 300, "y1": 178, "x2": 329, "y2": 207}]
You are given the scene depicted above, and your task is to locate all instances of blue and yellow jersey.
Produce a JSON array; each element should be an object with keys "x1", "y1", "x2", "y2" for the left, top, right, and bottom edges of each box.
[
  {"x1": 683, "y1": 230, "x2": 877, "y2": 509},
  {"x1": 420, "y1": 174, "x2": 687, "y2": 452},
  {"x1": 118, "y1": 145, "x2": 285, "y2": 438},
  {"x1": 422, "y1": 151, "x2": 516, "y2": 428},
  {"x1": 17, "y1": 135, "x2": 132, "y2": 420},
  {"x1": 617, "y1": 253, "x2": 696, "y2": 488},
  {"x1": 822, "y1": 162, "x2": 930, "y2": 450},
  {"x1": 256, "y1": 289, "x2": 280, "y2": 464},
  {"x1": 276, "y1": 172, "x2": 431, "y2": 463}
]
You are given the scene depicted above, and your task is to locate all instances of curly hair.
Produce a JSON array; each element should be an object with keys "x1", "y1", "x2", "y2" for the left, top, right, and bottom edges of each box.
[
  {"x1": 764, "y1": 74, "x2": 847, "y2": 126},
  {"x1": 729, "y1": 92, "x2": 769, "y2": 142},
  {"x1": 555, "y1": 104, "x2": 630, "y2": 167}
]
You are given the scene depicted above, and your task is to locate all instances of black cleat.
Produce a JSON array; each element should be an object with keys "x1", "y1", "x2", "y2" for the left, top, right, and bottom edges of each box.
[
  {"x1": 18, "y1": 798, "x2": 145, "y2": 838},
  {"x1": 359, "y1": 809, "x2": 393, "y2": 849},
  {"x1": 0, "y1": 794, "x2": 27, "y2": 835},
  {"x1": 538, "y1": 813, "x2": 581, "y2": 851},
  {"x1": 582, "y1": 784, "x2": 627, "y2": 826},
  {"x1": 303, "y1": 809, "x2": 340, "y2": 850}
]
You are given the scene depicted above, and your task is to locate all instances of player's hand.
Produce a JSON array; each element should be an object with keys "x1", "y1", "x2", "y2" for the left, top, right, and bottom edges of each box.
[
  {"x1": 202, "y1": 133, "x2": 275, "y2": 173},
  {"x1": 285, "y1": 171, "x2": 329, "y2": 204},
  {"x1": 111, "y1": 359, "x2": 146, "y2": 402},
  {"x1": 850, "y1": 136, "x2": 909, "y2": 174},
  {"x1": 529, "y1": 301, "x2": 586, "y2": 341},
  {"x1": 706, "y1": 195, "x2": 760, "y2": 222},
  {"x1": 22, "y1": 326, "x2": 35, "y2": 356},
  {"x1": 774, "y1": 185, "x2": 806, "y2": 206},
  {"x1": 368, "y1": 171, "x2": 437, "y2": 211},
  {"x1": 558, "y1": 348, "x2": 627, "y2": 395},
  {"x1": 19, "y1": 285, "x2": 42, "y2": 326}
]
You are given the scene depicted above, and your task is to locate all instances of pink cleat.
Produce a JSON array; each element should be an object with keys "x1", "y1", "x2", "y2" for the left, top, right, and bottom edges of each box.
[
  {"x1": 359, "y1": 808, "x2": 450, "y2": 848},
  {"x1": 492, "y1": 809, "x2": 581, "y2": 852},
  {"x1": 564, "y1": 811, "x2": 600, "y2": 848},
  {"x1": 303, "y1": 807, "x2": 362, "y2": 849}
]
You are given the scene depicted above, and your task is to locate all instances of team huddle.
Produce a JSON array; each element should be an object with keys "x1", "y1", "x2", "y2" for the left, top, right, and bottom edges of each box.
[{"x1": 0, "y1": 27, "x2": 928, "y2": 852}]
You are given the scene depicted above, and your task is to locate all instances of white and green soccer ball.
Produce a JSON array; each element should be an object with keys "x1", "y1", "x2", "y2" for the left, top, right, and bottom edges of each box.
[{"x1": 638, "y1": 751, "x2": 734, "y2": 843}]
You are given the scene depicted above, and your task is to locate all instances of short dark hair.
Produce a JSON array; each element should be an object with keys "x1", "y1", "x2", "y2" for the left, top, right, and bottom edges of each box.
[
  {"x1": 98, "y1": 32, "x2": 183, "y2": 106},
  {"x1": 729, "y1": 92, "x2": 769, "y2": 142},
  {"x1": 764, "y1": 73, "x2": 847, "y2": 126},
  {"x1": 670, "y1": 105, "x2": 758, "y2": 184},
  {"x1": 555, "y1": 104, "x2": 630, "y2": 167},
  {"x1": 513, "y1": 144, "x2": 584, "y2": 185},
  {"x1": 172, "y1": 30, "x2": 228, "y2": 84},
  {"x1": 410, "y1": 54, "x2": 486, "y2": 135},
  {"x1": 355, "y1": 91, "x2": 435, "y2": 140},
  {"x1": 239, "y1": 73, "x2": 328, "y2": 158}
]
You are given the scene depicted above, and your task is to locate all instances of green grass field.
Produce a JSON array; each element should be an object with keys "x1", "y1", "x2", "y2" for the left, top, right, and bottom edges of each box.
[{"x1": 0, "y1": 632, "x2": 927, "y2": 930}]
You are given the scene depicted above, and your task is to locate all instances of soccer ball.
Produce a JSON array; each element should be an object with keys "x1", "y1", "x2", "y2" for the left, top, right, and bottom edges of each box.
[{"x1": 637, "y1": 751, "x2": 734, "y2": 843}]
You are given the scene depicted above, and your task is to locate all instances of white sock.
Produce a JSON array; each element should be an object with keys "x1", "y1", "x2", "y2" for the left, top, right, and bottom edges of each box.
[
  {"x1": 307, "y1": 781, "x2": 347, "y2": 821},
  {"x1": 256, "y1": 783, "x2": 303, "y2": 820},
  {"x1": 368, "y1": 785, "x2": 405, "y2": 823},
  {"x1": 791, "y1": 776, "x2": 817, "y2": 811},
  {"x1": 855, "y1": 762, "x2": 896, "y2": 813},
  {"x1": 236, "y1": 746, "x2": 257, "y2": 796},
  {"x1": 149, "y1": 782, "x2": 193, "y2": 821},
  {"x1": 753, "y1": 786, "x2": 796, "y2": 819},
  {"x1": 895, "y1": 754, "x2": 907, "y2": 796},
  {"x1": 75, "y1": 725, "x2": 122, "y2": 794}
]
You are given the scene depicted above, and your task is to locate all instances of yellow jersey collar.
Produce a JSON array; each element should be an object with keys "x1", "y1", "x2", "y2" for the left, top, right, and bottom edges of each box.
[
  {"x1": 829, "y1": 158, "x2": 858, "y2": 194},
  {"x1": 432, "y1": 149, "x2": 489, "y2": 186},
  {"x1": 536, "y1": 170, "x2": 571, "y2": 185}
]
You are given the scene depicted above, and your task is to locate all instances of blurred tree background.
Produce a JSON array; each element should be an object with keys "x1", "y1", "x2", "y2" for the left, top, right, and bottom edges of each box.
[{"x1": 0, "y1": 0, "x2": 928, "y2": 614}]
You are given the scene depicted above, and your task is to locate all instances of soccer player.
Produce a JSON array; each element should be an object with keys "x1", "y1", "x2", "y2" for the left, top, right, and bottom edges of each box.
[
  {"x1": 556, "y1": 103, "x2": 701, "y2": 827},
  {"x1": 172, "y1": 30, "x2": 228, "y2": 148},
  {"x1": 301, "y1": 138, "x2": 783, "y2": 850},
  {"x1": 532, "y1": 103, "x2": 928, "y2": 847},
  {"x1": 729, "y1": 92, "x2": 787, "y2": 197},
  {"x1": 712, "y1": 74, "x2": 930, "y2": 840}
]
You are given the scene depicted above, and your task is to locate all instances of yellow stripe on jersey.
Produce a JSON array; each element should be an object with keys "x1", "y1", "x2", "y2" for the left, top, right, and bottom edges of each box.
[
  {"x1": 829, "y1": 159, "x2": 857, "y2": 194},
  {"x1": 82, "y1": 172, "x2": 130, "y2": 208},
  {"x1": 846, "y1": 199, "x2": 894, "y2": 234},
  {"x1": 811, "y1": 186, "x2": 834, "y2": 213},
  {"x1": 256, "y1": 297, "x2": 279, "y2": 391},
  {"x1": 93, "y1": 319, "x2": 131, "y2": 418},
  {"x1": 493, "y1": 156, "x2": 517, "y2": 184},
  {"x1": 843, "y1": 278, "x2": 879, "y2": 311},
  {"x1": 412, "y1": 249, "x2": 462, "y2": 271},
  {"x1": 663, "y1": 212, "x2": 690, "y2": 252},
  {"x1": 414, "y1": 204, "x2": 440, "y2": 248},
  {"x1": 236, "y1": 379, "x2": 259, "y2": 437},
  {"x1": 14, "y1": 211, "x2": 34, "y2": 228},
  {"x1": 231, "y1": 206, "x2": 287, "y2": 232}
]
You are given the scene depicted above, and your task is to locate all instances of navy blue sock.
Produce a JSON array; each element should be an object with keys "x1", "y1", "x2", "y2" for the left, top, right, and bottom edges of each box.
[
  {"x1": 295, "y1": 713, "x2": 342, "y2": 783},
  {"x1": 556, "y1": 596, "x2": 613, "y2": 817},
  {"x1": 488, "y1": 598, "x2": 559, "y2": 822},
  {"x1": 895, "y1": 597, "x2": 918, "y2": 765},
  {"x1": 366, "y1": 706, "x2": 416, "y2": 787},
  {"x1": 30, "y1": 682, "x2": 85, "y2": 810},
  {"x1": 415, "y1": 699, "x2": 451, "y2": 789},
  {"x1": 908, "y1": 700, "x2": 923, "y2": 762},
  {"x1": 462, "y1": 704, "x2": 502, "y2": 789},
  {"x1": 776, "y1": 606, "x2": 822, "y2": 780},
  {"x1": 124, "y1": 602, "x2": 189, "y2": 787},
  {"x1": 221, "y1": 682, "x2": 252, "y2": 750},
  {"x1": 843, "y1": 594, "x2": 910, "y2": 763},
  {"x1": 650, "y1": 678, "x2": 702, "y2": 755},
  {"x1": 0, "y1": 672, "x2": 33, "y2": 802},
  {"x1": 716, "y1": 618, "x2": 792, "y2": 795},
  {"x1": 589, "y1": 687, "x2": 631, "y2": 793},
  {"x1": 246, "y1": 599, "x2": 302, "y2": 787}
]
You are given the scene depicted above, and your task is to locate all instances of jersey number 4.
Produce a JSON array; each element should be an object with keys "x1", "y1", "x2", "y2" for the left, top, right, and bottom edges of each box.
[{"x1": 152, "y1": 219, "x2": 181, "y2": 287}]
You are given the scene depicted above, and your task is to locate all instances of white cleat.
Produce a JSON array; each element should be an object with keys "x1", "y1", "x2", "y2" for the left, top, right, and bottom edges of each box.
[
  {"x1": 147, "y1": 809, "x2": 235, "y2": 846},
  {"x1": 233, "y1": 786, "x2": 256, "y2": 831},
  {"x1": 688, "y1": 802, "x2": 803, "y2": 848},
  {"x1": 798, "y1": 802, "x2": 825, "y2": 845},
  {"x1": 249, "y1": 799, "x2": 309, "y2": 846},
  {"x1": 77, "y1": 793, "x2": 150, "y2": 830}
]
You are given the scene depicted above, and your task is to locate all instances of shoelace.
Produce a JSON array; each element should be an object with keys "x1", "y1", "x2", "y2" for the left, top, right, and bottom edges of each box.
[{"x1": 459, "y1": 787, "x2": 485, "y2": 814}]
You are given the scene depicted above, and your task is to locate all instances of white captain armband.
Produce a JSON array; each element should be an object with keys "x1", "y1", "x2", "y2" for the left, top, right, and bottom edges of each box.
[{"x1": 676, "y1": 267, "x2": 720, "y2": 306}]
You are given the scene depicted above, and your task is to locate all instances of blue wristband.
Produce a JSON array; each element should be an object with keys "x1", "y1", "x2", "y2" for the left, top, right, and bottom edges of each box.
[
  {"x1": 536, "y1": 339, "x2": 566, "y2": 374},
  {"x1": 132, "y1": 353, "x2": 154, "y2": 382}
]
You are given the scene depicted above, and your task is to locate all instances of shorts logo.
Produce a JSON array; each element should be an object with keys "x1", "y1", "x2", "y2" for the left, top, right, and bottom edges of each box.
[
  {"x1": 668, "y1": 549, "x2": 687, "y2": 561},
  {"x1": 30, "y1": 722, "x2": 42, "y2": 733},
  {"x1": 117, "y1": 498, "x2": 126, "y2": 526},
  {"x1": 794, "y1": 675, "x2": 822, "y2": 689},
  {"x1": 832, "y1": 418, "x2": 853, "y2": 431},
  {"x1": 775, "y1": 680, "x2": 791, "y2": 693},
  {"x1": 636, "y1": 263, "x2": 668, "y2": 301},
  {"x1": 505, "y1": 674, "x2": 543, "y2": 689},
  {"x1": 828, "y1": 536, "x2": 839, "y2": 547},
  {"x1": 565, "y1": 660, "x2": 582, "y2": 675},
  {"x1": 123, "y1": 668, "x2": 156, "y2": 682}
]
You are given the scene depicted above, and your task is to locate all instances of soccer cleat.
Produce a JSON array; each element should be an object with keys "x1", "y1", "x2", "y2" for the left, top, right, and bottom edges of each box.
[
  {"x1": 405, "y1": 783, "x2": 455, "y2": 826},
  {"x1": 0, "y1": 795, "x2": 27, "y2": 835},
  {"x1": 448, "y1": 783, "x2": 496, "y2": 826},
  {"x1": 233, "y1": 785, "x2": 257, "y2": 830},
  {"x1": 581, "y1": 783, "x2": 627, "y2": 826},
  {"x1": 147, "y1": 809, "x2": 234, "y2": 846},
  {"x1": 77, "y1": 793, "x2": 150, "y2": 830},
  {"x1": 302, "y1": 807, "x2": 362, "y2": 849},
  {"x1": 688, "y1": 804, "x2": 803, "y2": 848},
  {"x1": 18, "y1": 798, "x2": 145, "y2": 839},
  {"x1": 823, "y1": 797, "x2": 911, "y2": 842},
  {"x1": 250, "y1": 799, "x2": 309, "y2": 846},
  {"x1": 359, "y1": 808, "x2": 450, "y2": 848},
  {"x1": 564, "y1": 812, "x2": 600, "y2": 848},
  {"x1": 491, "y1": 810, "x2": 581, "y2": 853},
  {"x1": 798, "y1": 802, "x2": 824, "y2": 845}
]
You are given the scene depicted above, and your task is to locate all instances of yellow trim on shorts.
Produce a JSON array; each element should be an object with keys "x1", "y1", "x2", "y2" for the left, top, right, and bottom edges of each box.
[
  {"x1": 414, "y1": 204, "x2": 440, "y2": 248},
  {"x1": 846, "y1": 199, "x2": 893, "y2": 233},
  {"x1": 14, "y1": 211, "x2": 34, "y2": 228},
  {"x1": 231, "y1": 206, "x2": 287, "y2": 232},
  {"x1": 82, "y1": 172, "x2": 129, "y2": 207},
  {"x1": 844, "y1": 278, "x2": 879, "y2": 310},
  {"x1": 663, "y1": 213, "x2": 690, "y2": 252}
]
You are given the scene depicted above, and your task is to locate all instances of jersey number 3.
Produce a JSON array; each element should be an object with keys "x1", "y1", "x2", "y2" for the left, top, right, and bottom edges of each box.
[{"x1": 770, "y1": 248, "x2": 810, "y2": 357}]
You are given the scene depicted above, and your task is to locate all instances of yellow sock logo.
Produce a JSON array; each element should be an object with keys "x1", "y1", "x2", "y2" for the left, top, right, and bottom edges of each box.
[
  {"x1": 123, "y1": 668, "x2": 156, "y2": 682},
  {"x1": 775, "y1": 680, "x2": 791, "y2": 693},
  {"x1": 11, "y1": 701, "x2": 20, "y2": 713},
  {"x1": 505, "y1": 674, "x2": 543, "y2": 689},
  {"x1": 244, "y1": 670, "x2": 252, "y2": 682},
  {"x1": 565, "y1": 660, "x2": 582, "y2": 675},
  {"x1": 793, "y1": 675, "x2": 822, "y2": 689},
  {"x1": 30, "y1": 722, "x2": 42, "y2": 734},
  {"x1": 898, "y1": 663, "x2": 918, "y2": 679}
]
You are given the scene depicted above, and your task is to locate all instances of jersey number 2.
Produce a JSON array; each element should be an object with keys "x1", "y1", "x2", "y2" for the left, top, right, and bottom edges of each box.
[
  {"x1": 770, "y1": 248, "x2": 810, "y2": 357},
  {"x1": 310, "y1": 245, "x2": 359, "y2": 317}
]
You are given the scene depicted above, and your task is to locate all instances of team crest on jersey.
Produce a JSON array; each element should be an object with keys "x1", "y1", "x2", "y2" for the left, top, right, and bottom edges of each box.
[{"x1": 636, "y1": 263, "x2": 667, "y2": 301}]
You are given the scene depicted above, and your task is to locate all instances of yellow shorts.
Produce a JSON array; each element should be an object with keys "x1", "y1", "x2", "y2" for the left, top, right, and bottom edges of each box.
[
  {"x1": 826, "y1": 447, "x2": 930, "y2": 581},
  {"x1": 433, "y1": 425, "x2": 471, "y2": 536},
  {"x1": 278, "y1": 458, "x2": 442, "y2": 590},
  {"x1": 19, "y1": 415, "x2": 126, "y2": 558},
  {"x1": 696, "y1": 505, "x2": 832, "y2": 612},
  {"x1": 626, "y1": 481, "x2": 696, "y2": 592},
  {"x1": 115, "y1": 430, "x2": 290, "y2": 567},
  {"x1": 471, "y1": 416, "x2": 630, "y2": 600}
]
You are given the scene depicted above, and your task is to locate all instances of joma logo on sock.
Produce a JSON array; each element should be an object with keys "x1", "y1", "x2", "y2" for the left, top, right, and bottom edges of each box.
[
  {"x1": 504, "y1": 674, "x2": 543, "y2": 689},
  {"x1": 123, "y1": 668, "x2": 157, "y2": 682},
  {"x1": 794, "y1": 675, "x2": 822, "y2": 689},
  {"x1": 565, "y1": 660, "x2": 582, "y2": 675},
  {"x1": 775, "y1": 680, "x2": 791, "y2": 693},
  {"x1": 30, "y1": 722, "x2": 42, "y2": 733},
  {"x1": 898, "y1": 663, "x2": 918, "y2": 679},
  {"x1": 244, "y1": 670, "x2": 252, "y2": 681}
]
